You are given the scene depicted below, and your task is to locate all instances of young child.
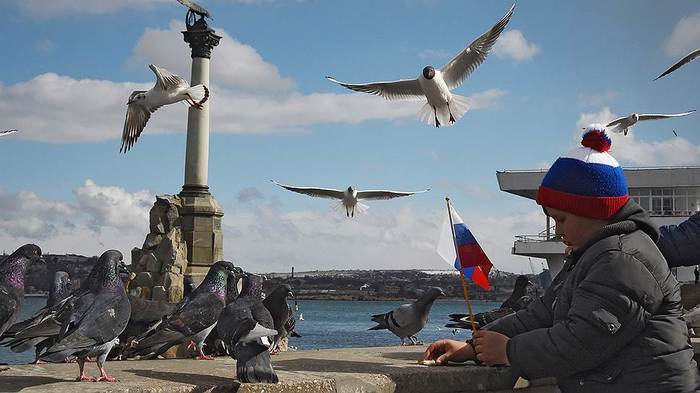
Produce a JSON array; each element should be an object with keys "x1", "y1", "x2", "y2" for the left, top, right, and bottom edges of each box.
[{"x1": 423, "y1": 125, "x2": 699, "y2": 392}]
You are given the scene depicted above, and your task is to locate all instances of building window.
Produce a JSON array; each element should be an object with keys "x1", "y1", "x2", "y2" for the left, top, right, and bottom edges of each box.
[{"x1": 631, "y1": 187, "x2": 700, "y2": 216}]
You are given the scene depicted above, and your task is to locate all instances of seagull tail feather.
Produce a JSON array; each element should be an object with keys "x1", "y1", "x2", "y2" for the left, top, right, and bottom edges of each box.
[
  {"x1": 448, "y1": 94, "x2": 471, "y2": 123},
  {"x1": 187, "y1": 84, "x2": 209, "y2": 105}
]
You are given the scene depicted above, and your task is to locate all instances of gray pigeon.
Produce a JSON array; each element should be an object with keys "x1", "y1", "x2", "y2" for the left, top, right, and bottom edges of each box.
[
  {"x1": 369, "y1": 286, "x2": 445, "y2": 345},
  {"x1": 0, "y1": 244, "x2": 44, "y2": 337},
  {"x1": 446, "y1": 275, "x2": 535, "y2": 330},
  {"x1": 262, "y1": 284, "x2": 294, "y2": 354},
  {"x1": 125, "y1": 261, "x2": 243, "y2": 360},
  {"x1": 218, "y1": 274, "x2": 279, "y2": 383},
  {"x1": 9, "y1": 250, "x2": 130, "y2": 382},
  {"x1": 1, "y1": 271, "x2": 71, "y2": 363}
]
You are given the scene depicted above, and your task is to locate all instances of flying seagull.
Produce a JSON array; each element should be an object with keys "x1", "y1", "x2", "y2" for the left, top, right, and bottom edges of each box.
[
  {"x1": 0, "y1": 129, "x2": 17, "y2": 137},
  {"x1": 655, "y1": 48, "x2": 700, "y2": 80},
  {"x1": 673, "y1": 129, "x2": 679, "y2": 137},
  {"x1": 177, "y1": 0, "x2": 211, "y2": 19},
  {"x1": 369, "y1": 287, "x2": 445, "y2": 345},
  {"x1": 120, "y1": 64, "x2": 209, "y2": 153},
  {"x1": 605, "y1": 110, "x2": 696, "y2": 135},
  {"x1": 326, "y1": 3, "x2": 515, "y2": 128},
  {"x1": 271, "y1": 180, "x2": 430, "y2": 217}
]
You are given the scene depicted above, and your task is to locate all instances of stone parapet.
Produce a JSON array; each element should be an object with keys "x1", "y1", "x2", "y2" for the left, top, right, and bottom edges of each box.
[{"x1": 0, "y1": 346, "x2": 559, "y2": 393}]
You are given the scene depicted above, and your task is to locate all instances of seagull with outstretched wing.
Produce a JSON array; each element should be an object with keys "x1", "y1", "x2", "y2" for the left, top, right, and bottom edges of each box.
[
  {"x1": 655, "y1": 48, "x2": 700, "y2": 80},
  {"x1": 605, "y1": 110, "x2": 695, "y2": 135},
  {"x1": 0, "y1": 129, "x2": 18, "y2": 137},
  {"x1": 121, "y1": 64, "x2": 209, "y2": 153},
  {"x1": 326, "y1": 3, "x2": 515, "y2": 128},
  {"x1": 271, "y1": 180, "x2": 429, "y2": 217}
]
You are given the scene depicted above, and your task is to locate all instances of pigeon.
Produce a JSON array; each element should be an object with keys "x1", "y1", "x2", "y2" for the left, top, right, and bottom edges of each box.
[
  {"x1": 0, "y1": 244, "x2": 44, "y2": 338},
  {"x1": 111, "y1": 295, "x2": 178, "y2": 360},
  {"x1": 1, "y1": 271, "x2": 71, "y2": 363},
  {"x1": 326, "y1": 3, "x2": 515, "y2": 127},
  {"x1": 8, "y1": 250, "x2": 130, "y2": 382},
  {"x1": 446, "y1": 275, "x2": 535, "y2": 330},
  {"x1": 271, "y1": 180, "x2": 430, "y2": 217},
  {"x1": 655, "y1": 48, "x2": 700, "y2": 80},
  {"x1": 605, "y1": 110, "x2": 695, "y2": 136},
  {"x1": 284, "y1": 304, "x2": 301, "y2": 339},
  {"x1": 0, "y1": 129, "x2": 18, "y2": 137},
  {"x1": 217, "y1": 274, "x2": 279, "y2": 383},
  {"x1": 120, "y1": 64, "x2": 209, "y2": 153},
  {"x1": 125, "y1": 261, "x2": 243, "y2": 360},
  {"x1": 202, "y1": 270, "x2": 247, "y2": 356},
  {"x1": 262, "y1": 284, "x2": 294, "y2": 354},
  {"x1": 369, "y1": 287, "x2": 445, "y2": 345}
]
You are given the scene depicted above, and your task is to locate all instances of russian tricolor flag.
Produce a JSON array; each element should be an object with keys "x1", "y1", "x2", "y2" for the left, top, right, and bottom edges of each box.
[{"x1": 436, "y1": 204, "x2": 492, "y2": 290}]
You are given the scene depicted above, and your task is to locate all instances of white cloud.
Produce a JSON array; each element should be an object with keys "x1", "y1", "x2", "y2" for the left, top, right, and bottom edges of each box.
[
  {"x1": 131, "y1": 21, "x2": 296, "y2": 93},
  {"x1": 0, "y1": 190, "x2": 76, "y2": 239},
  {"x1": 74, "y1": 179, "x2": 154, "y2": 233},
  {"x1": 0, "y1": 180, "x2": 153, "y2": 259},
  {"x1": 493, "y1": 30, "x2": 540, "y2": 62},
  {"x1": 222, "y1": 202, "x2": 544, "y2": 274},
  {"x1": 576, "y1": 108, "x2": 700, "y2": 166},
  {"x1": 664, "y1": 11, "x2": 700, "y2": 58},
  {"x1": 4, "y1": 22, "x2": 506, "y2": 143}
]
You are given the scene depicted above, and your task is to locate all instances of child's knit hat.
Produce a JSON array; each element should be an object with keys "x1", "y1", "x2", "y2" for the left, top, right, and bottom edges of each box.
[{"x1": 536, "y1": 124, "x2": 629, "y2": 219}]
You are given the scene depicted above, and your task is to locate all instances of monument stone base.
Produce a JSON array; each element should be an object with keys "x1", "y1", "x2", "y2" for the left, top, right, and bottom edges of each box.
[{"x1": 179, "y1": 185, "x2": 224, "y2": 286}]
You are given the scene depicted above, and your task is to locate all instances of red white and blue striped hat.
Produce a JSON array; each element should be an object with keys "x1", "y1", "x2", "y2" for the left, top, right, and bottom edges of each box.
[{"x1": 536, "y1": 124, "x2": 629, "y2": 219}]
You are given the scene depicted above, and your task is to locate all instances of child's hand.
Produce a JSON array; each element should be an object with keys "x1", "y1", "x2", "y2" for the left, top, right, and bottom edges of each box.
[
  {"x1": 472, "y1": 330, "x2": 510, "y2": 366},
  {"x1": 422, "y1": 339, "x2": 473, "y2": 365}
]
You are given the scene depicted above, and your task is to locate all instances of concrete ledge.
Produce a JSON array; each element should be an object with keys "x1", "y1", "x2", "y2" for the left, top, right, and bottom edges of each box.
[{"x1": 0, "y1": 346, "x2": 559, "y2": 393}]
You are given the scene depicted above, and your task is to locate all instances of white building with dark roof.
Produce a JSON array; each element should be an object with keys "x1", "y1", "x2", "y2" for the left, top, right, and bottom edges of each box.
[{"x1": 497, "y1": 166, "x2": 700, "y2": 282}]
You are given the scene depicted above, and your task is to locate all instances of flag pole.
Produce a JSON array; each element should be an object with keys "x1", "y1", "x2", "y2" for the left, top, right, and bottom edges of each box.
[{"x1": 446, "y1": 197, "x2": 478, "y2": 332}]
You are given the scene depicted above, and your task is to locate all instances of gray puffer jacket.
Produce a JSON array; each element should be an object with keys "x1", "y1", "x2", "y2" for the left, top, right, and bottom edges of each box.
[{"x1": 486, "y1": 201, "x2": 698, "y2": 393}]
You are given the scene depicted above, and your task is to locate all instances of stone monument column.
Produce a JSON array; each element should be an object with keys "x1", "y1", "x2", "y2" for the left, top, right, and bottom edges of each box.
[{"x1": 179, "y1": 19, "x2": 224, "y2": 285}]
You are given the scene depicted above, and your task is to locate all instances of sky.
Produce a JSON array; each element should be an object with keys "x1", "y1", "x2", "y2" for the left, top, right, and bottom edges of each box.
[{"x1": 1, "y1": 0, "x2": 699, "y2": 275}]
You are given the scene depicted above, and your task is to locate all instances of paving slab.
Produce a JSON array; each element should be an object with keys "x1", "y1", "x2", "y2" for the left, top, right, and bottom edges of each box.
[{"x1": 0, "y1": 346, "x2": 558, "y2": 393}]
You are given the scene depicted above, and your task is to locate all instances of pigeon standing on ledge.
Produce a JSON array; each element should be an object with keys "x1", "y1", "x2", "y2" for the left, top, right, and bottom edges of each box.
[
  {"x1": 446, "y1": 275, "x2": 535, "y2": 330},
  {"x1": 218, "y1": 274, "x2": 279, "y2": 383},
  {"x1": 120, "y1": 64, "x2": 209, "y2": 153},
  {"x1": 326, "y1": 3, "x2": 515, "y2": 127},
  {"x1": 263, "y1": 284, "x2": 294, "y2": 354},
  {"x1": 271, "y1": 180, "x2": 430, "y2": 217},
  {"x1": 0, "y1": 244, "x2": 44, "y2": 337},
  {"x1": 125, "y1": 261, "x2": 243, "y2": 360},
  {"x1": 369, "y1": 287, "x2": 445, "y2": 345},
  {"x1": 8, "y1": 250, "x2": 130, "y2": 382}
]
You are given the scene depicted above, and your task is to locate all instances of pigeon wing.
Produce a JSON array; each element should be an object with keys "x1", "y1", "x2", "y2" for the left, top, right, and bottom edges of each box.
[
  {"x1": 326, "y1": 76, "x2": 424, "y2": 100},
  {"x1": 149, "y1": 64, "x2": 189, "y2": 91},
  {"x1": 388, "y1": 304, "x2": 420, "y2": 335},
  {"x1": 655, "y1": 48, "x2": 700, "y2": 80},
  {"x1": 356, "y1": 189, "x2": 429, "y2": 200},
  {"x1": 0, "y1": 287, "x2": 19, "y2": 336},
  {"x1": 440, "y1": 3, "x2": 515, "y2": 90},
  {"x1": 638, "y1": 111, "x2": 696, "y2": 121},
  {"x1": 120, "y1": 100, "x2": 153, "y2": 153},
  {"x1": 271, "y1": 180, "x2": 344, "y2": 200}
]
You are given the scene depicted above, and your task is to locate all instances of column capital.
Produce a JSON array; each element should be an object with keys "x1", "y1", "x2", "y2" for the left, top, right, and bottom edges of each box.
[{"x1": 182, "y1": 20, "x2": 221, "y2": 59}]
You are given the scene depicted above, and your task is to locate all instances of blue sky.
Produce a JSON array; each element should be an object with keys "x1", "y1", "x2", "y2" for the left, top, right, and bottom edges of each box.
[{"x1": 1, "y1": 0, "x2": 699, "y2": 274}]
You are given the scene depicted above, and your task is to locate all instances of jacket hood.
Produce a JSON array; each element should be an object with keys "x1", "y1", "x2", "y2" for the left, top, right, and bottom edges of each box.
[{"x1": 571, "y1": 200, "x2": 658, "y2": 260}]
